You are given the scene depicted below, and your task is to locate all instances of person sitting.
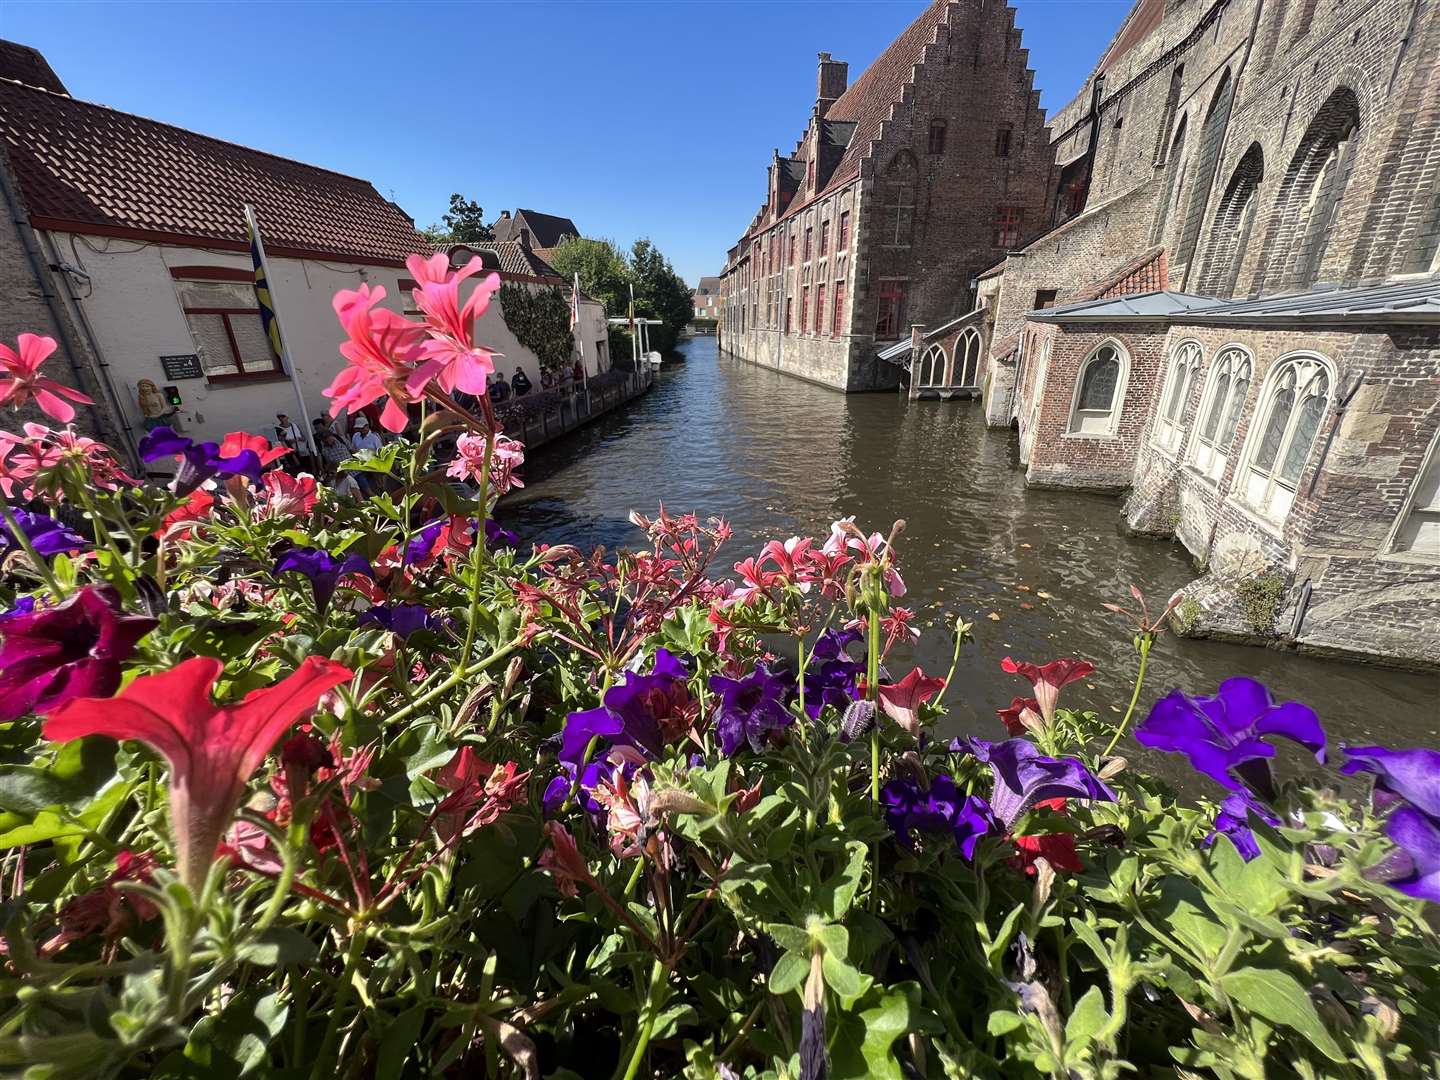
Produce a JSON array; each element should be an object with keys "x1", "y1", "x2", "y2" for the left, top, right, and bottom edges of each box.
[
  {"x1": 510, "y1": 367, "x2": 533, "y2": 398},
  {"x1": 489, "y1": 372, "x2": 511, "y2": 404}
]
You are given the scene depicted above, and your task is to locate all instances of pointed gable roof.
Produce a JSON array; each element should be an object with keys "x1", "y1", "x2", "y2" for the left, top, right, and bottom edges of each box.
[{"x1": 820, "y1": 0, "x2": 951, "y2": 196}]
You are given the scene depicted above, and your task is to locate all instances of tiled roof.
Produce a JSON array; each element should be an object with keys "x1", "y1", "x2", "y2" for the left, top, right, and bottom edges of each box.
[
  {"x1": 821, "y1": 0, "x2": 951, "y2": 199},
  {"x1": 495, "y1": 209, "x2": 580, "y2": 249},
  {"x1": 0, "y1": 76, "x2": 428, "y2": 266},
  {"x1": 1178, "y1": 275, "x2": 1440, "y2": 326},
  {"x1": 0, "y1": 40, "x2": 65, "y2": 93},
  {"x1": 1075, "y1": 247, "x2": 1168, "y2": 303},
  {"x1": 1026, "y1": 290, "x2": 1225, "y2": 322},
  {"x1": 695, "y1": 276, "x2": 723, "y2": 294},
  {"x1": 444, "y1": 240, "x2": 563, "y2": 283}
]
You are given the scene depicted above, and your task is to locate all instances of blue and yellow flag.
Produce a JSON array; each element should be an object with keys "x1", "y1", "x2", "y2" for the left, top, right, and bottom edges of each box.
[{"x1": 246, "y1": 212, "x2": 289, "y2": 374}]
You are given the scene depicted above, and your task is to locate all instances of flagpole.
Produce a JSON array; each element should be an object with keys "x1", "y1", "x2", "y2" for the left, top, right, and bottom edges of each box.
[{"x1": 244, "y1": 203, "x2": 316, "y2": 456}]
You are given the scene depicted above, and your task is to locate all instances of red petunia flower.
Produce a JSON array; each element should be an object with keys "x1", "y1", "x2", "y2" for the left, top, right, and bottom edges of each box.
[
  {"x1": 997, "y1": 696, "x2": 1043, "y2": 737},
  {"x1": 43, "y1": 655, "x2": 351, "y2": 893},
  {"x1": 876, "y1": 667, "x2": 947, "y2": 736},
  {"x1": 1000, "y1": 657, "x2": 1096, "y2": 725}
]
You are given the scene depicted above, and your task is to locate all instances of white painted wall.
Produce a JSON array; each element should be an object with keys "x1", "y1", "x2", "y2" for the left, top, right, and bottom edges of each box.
[{"x1": 45, "y1": 231, "x2": 599, "y2": 450}]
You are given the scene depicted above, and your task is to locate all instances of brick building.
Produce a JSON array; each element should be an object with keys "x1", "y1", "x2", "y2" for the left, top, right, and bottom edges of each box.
[
  {"x1": 718, "y1": 0, "x2": 1054, "y2": 391},
  {"x1": 693, "y1": 276, "x2": 723, "y2": 321},
  {"x1": 491, "y1": 209, "x2": 580, "y2": 265},
  {"x1": 967, "y1": 0, "x2": 1440, "y2": 667}
]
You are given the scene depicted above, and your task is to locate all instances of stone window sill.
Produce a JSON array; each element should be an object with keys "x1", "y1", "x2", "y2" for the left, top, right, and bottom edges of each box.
[
  {"x1": 1224, "y1": 495, "x2": 1287, "y2": 541},
  {"x1": 1062, "y1": 430, "x2": 1119, "y2": 442}
]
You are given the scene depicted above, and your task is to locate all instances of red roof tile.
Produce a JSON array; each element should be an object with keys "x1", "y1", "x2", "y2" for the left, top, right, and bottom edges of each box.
[
  {"x1": 1075, "y1": 247, "x2": 1169, "y2": 302},
  {"x1": 822, "y1": 0, "x2": 950, "y2": 196},
  {"x1": 0, "y1": 77, "x2": 429, "y2": 266}
]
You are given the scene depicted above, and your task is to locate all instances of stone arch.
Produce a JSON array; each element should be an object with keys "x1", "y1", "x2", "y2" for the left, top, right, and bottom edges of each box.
[
  {"x1": 880, "y1": 151, "x2": 918, "y2": 246},
  {"x1": 1176, "y1": 71, "x2": 1234, "y2": 269},
  {"x1": 1151, "y1": 114, "x2": 1189, "y2": 246},
  {"x1": 1198, "y1": 143, "x2": 1265, "y2": 297},
  {"x1": 1263, "y1": 87, "x2": 1362, "y2": 292}
]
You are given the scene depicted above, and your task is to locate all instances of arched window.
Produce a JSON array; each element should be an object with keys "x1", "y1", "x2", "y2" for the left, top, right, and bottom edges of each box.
[
  {"x1": 1267, "y1": 88, "x2": 1361, "y2": 291},
  {"x1": 955, "y1": 328, "x2": 982, "y2": 387},
  {"x1": 1069, "y1": 342, "x2": 1127, "y2": 436},
  {"x1": 1155, "y1": 340, "x2": 1202, "y2": 453},
  {"x1": 881, "y1": 152, "x2": 917, "y2": 246},
  {"x1": 918, "y1": 344, "x2": 947, "y2": 388},
  {"x1": 1389, "y1": 430, "x2": 1440, "y2": 559},
  {"x1": 1199, "y1": 143, "x2": 1264, "y2": 297},
  {"x1": 1239, "y1": 354, "x2": 1332, "y2": 521},
  {"x1": 1151, "y1": 116, "x2": 1188, "y2": 245},
  {"x1": 1191, "y1": 345, "x2": 1253, "y2": 481},
  {"x1": 1176, "y1": 71, "x2": 1234, "y2": 267}
]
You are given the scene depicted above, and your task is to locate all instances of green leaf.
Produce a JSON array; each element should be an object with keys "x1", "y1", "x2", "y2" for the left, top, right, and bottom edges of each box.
[
  {"x1": 831, "y1": 983, "x2": 939, "y2": 1080},
  {"x1": 0, "y1": 737, "x2": 117, "y2": 813},
  {"x1": 1207, "y1": 839, "x2": 1289, "y2": 918},
  {"x1": 985, "y1": 903, "x2": 1026, "y2": 969},
  {"x1": 183, "y1": 988, "x2": 287, "y2": 1074},
  {"x1": 1152, "y1": 877, "x2": 1229, "y2": 962},
  {"x1": 236, "y1": 927, "x2": 317, "y2": 968},
  {"x1": 1064, "y1": 985, "x2": 1109, "y2": 1046},
  {"x1": 769, "y1": 951, "x2": 808, "y2": 996},
  {"x1": 816, "y1": 841, "x2": 868, "y2": 921},
  {"x1": 821, "y1": 951, "x2": 864, "y2": 998},
  {"x1": 375, "y1": 1005, "x2": 427, "y2": 1075},
  {"x1": 765, "y1": 923, "x2": 810, "y2": 954},
  {"x1": 988, "y1": 1010, "x2": 1024, "y2": 1036},
  {"x1": 1219, "y1": 967, "x2": 1345, "y2": 1062},
  {"x1": 0, "y1": 809, "x2": 85, "y2": 848}
]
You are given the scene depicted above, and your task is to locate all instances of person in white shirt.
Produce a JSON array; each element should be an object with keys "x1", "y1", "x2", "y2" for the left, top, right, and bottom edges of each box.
[{"x1": 349, "y1": 417, "x2": 383, "y2": 494}]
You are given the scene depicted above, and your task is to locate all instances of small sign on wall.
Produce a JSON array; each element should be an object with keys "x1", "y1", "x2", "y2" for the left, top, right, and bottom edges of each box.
[{"x1": 160, "y1": 353, "x2": 204, "y2": 380}]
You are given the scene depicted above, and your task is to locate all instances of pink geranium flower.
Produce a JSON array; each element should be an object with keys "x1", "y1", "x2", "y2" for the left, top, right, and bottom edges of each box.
[
  {"x1": 876, "y1": 667, "x2": 947, "y2": 736},
  {"x1": 759, "y1": 537, "x2": 813, "y2": 590},
  {"x1": 447, "y1": 433, "x2": 526, "y2": 496},
  {"x1": 0, "y1": 422, "x2": 132, "y2": 500},
  {"x1": 404, "y1": 253, "x2": 503, "y2": 397},
  {"x1": 0, "y1": 334, "x2": 94, "y2": 423},
  {"x1": 43, "y1": 655, "x2": 352, "y2": 893},
  {"x1": 1000, "y1": 657, "x2": 1096, "y2": 725},
  {"x1": 324, "y1": 283, "x2": 427, "y2": 433}
]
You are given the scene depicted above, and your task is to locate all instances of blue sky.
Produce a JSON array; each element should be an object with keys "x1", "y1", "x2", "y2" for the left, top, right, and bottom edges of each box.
[{"x1": 2, "y1": 0, "x2": 1129, "y2": 285}]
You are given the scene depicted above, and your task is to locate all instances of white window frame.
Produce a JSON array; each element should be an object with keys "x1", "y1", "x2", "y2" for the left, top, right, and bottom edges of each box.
[
  {"x1": 1154, "y1": 339, "x2": 1203, "y2": 455},
  {"x1": 955, "y1": 328, "x2": 982, "y2": 387},
  {"x1": 1385, "y1": 428, "x2": 1440, "y2": 561},
  {"x1": 1067, "y1": 339, "x2": 1130, "y2": 438},
  {"x1": 1234, "y1": 351, "x2": 1334, "y2": 523},
  {"x1": 1190, "y1": 344, "x2": 1253, "y2": 483},
  {"x1": 918, "y1": 343, "x2": 948, "y2": 387}
]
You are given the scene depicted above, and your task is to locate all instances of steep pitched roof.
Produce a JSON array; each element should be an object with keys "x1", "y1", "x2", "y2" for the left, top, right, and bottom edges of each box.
[
  {"x1": 495, "y1": 209, "x2": 580, "y2": 249},
  {"x1": 0, "y1": 40, "x2": 66, "y2": 93},
  {"x1": 443, "y1": 240, "x2": 564, "y2": 283},
  {"x1": 0, "y1": 77, "x2": 428, "y2": 266},
  {"x1": 695, "y1": 276, "x2": 723, "y2": 294},
  {"x1": 817, "y1": 0, "x2": 951, "y2": 197}
]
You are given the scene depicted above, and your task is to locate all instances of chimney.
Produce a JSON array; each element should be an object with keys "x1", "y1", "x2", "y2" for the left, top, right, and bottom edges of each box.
[{"x1": 816, "y1": 52, "x2": 848, "y2": 118}]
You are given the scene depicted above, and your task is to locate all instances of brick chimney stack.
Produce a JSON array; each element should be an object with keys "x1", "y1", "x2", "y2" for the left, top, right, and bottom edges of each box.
[{"x1": 816, "y1": 52, "x2": 848, "y2": 118}]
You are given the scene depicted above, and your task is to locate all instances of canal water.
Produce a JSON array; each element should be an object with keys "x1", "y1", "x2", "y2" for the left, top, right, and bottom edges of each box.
[{"x1": 504, "y1": 336, "x2": 1439, "y2": 762}]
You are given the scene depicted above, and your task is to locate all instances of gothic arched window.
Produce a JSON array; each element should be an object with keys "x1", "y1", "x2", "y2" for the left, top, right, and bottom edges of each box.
[
  {"x1": 1239, "y1": 353, "x2": 1332, "y2": 521},
  {"x1": 1155, "y1": 340, "x2": 1202, "y2": 453},
  {"x1": 1199, "y1": 143, "x2": 1264, "y2": 297},
  {"x1": 1069, "y1": 342, "x2": 1128, "y2": 436},
  {"x1": 1191, "y1": 345, "x2": 1253, "y2": 482}
]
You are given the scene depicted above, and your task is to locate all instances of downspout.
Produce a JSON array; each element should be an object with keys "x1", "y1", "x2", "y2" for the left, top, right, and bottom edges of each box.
[
  {"x1": 0, "y1": 151, "x2": 138, "y2": 470},
  {"x1": 1078, "y1": 77, "x2": 1106, "y2": 212},
  {"x1": 1180, "y1": 0, "x2": 1268, "y2": 291},
  {"x1": 38, "y1": 231, "x2": 140, "y2": 469}
]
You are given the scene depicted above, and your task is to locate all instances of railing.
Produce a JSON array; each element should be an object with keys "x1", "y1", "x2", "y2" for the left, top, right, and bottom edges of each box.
[{"x1": 510, "y1": 366, "x2": 655, "y2": 448}]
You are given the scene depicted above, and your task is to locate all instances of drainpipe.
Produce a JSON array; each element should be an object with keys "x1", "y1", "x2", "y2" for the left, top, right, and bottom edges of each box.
[
  {"x1": 1305, "y1": 368, "x2": 1366, "y2": 497},
  {"x1": 0, "y1": 154, "x2": 138, "y2": 470},
  {"x1": 38, "y1": 231, "x2": 140, "y2": 470}
]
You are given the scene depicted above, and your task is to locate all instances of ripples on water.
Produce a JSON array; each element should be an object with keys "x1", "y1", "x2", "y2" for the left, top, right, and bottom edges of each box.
[{"x1": 505, "y1": 337, "x2": 1439, "y2": 770}]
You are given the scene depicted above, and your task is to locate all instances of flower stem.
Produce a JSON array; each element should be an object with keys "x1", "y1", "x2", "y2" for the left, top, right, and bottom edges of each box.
[
  {"x1": 1103, "y1": 635, "x2": 1152, "y2": 757},
  {"x1": 615, "y1": 957, "x2": 667, "y2": 1080},
  {"x1": 0, "y1": 501, "x2": 64, "y2": 598},
  {"x1": 457, "y1": 431, "x2": 494, "y2": 674}
]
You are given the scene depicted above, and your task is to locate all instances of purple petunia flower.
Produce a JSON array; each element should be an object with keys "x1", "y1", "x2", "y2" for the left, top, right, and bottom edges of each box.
[
  {"x1": 0, "y1": 596, "x2": 37, "y2": 622},
  {"x1": 1135, "y1": 677, "x2": 1326, "y2": 796},
  {"x1": 802, "y1": 628, "x2": 864, "y2": 720},
  {"x1": 710, "y1": 663, "x2": 793, "y2": 756},
  {"x1": 1206, "y1": 790, "x2": 1282, "y2": 862},
  {"x1": 485, "y1": 518, "x2": 518, "y2": 549},
  {"x1": 881, "y1": 774, "x2": 996, "y2": 858},
  {"x1": 1342, "y1": 746, "x2": 1440, "y2": 903},
  {"x1": 274, "y1": 546, "x2": 374, "y2": 615},
  {"x1": 138, "y1": 426, "x2": 262, "y2": 496},
  {"x1": 0, "y1": 585, "x2": 156, "y2": 721},
  {"x1": 953, "y1": 736, "x2": 1116, "y2": 828},
  {"x1": 1, "y1": 509, "x2": 89, "y2": 558},
  {"x1": 557, "y1": 649, "x2": 690, "y2": 770},
  {"x1": 358, "y1": 603, "x2": 434, "y2": 638},
  {"x1": 403, "y1": 519, "x2": 445, "y2": 565}
]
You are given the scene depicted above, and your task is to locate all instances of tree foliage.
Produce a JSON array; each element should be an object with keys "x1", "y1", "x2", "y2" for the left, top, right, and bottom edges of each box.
[
  {"x1": 548, "y1": 235, "x2": 694, "y2": 361},
  {"x1": 496, "y1": 283, "x2": 573, "y2": 375},
  {"x1": 420, "y1": 192, "x2": 495, "y2": 246}
]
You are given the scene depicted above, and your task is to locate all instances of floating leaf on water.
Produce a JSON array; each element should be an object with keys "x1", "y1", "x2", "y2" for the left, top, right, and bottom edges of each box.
[
  {"x1": 987, "y1": 612, "x2": 1002, "y2": 621},
  {"x1": 1020, "y1": 602, "x2": 1034, "y2": 610},
  {"x1": 1017, "y1": 584, "x2": 1031, "y2": 592},
  {"x1": 1036, "y1": 590, "x2": 1053, "y2": 599}
]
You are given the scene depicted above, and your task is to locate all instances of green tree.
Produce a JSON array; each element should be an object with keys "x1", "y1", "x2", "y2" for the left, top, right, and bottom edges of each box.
[
  {"x1": 548, "y1": 237, "x2": 634, "y2": 367},
  {"x1": 628, "y1": 238, "x2": 694, "y2": 354},
  {"x1": 420, "y1": 192, "x2": 494, "y2": 245}
]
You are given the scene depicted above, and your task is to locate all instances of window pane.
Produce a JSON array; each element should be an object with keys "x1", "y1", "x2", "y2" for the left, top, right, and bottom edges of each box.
[
  {"x1": 1279, "y1": 391, "x2": 1325, "y2": 483},
  {"x1": 185, "y1": 313, "x2": 238, "y2": 375},
  {"x1": 1221, "y1": 375, "x2": 1249, "y2": 443},
  {"x1": 1165, "y1": 360, "x2": 1188, "y2": 421},
  {"x1": 229, "y1": 313, "x2": 278, "y2": 372},
  {"x1": 1078, "y1": 353, "x2": 1119, "y2": 411},
  {"x1": 1254, "y1": 387, "x2": 1295, "y2": 473},
  {"x1": 1201, "y1": 372, "x2": 1231, "y2": 442}
]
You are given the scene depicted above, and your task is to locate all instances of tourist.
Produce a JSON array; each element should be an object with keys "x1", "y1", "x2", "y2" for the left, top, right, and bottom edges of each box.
[
  {"x1": 350, "y1": 416, "x2": 383, "y2": 495},
  {"x1": 490, "y1": 373, "x2": 511, "y2": 404},
  {"x1": 275, "y1": 413, "x2": 314, "y2": 474},
  {"x1": 572, "y1": 358, "x2": 585, "y2": 386},
  {"x1": 315, "y1": 418, "x2": 350, "y2": 480},
  {"x1": 510, "y1": 366, "x2": 532, "y2": 398}
]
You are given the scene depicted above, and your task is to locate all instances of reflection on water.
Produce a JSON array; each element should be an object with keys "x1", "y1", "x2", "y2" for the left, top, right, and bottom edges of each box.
[{"x1": 503, "y1": 336, "x2": 1439, "y2": 766}]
